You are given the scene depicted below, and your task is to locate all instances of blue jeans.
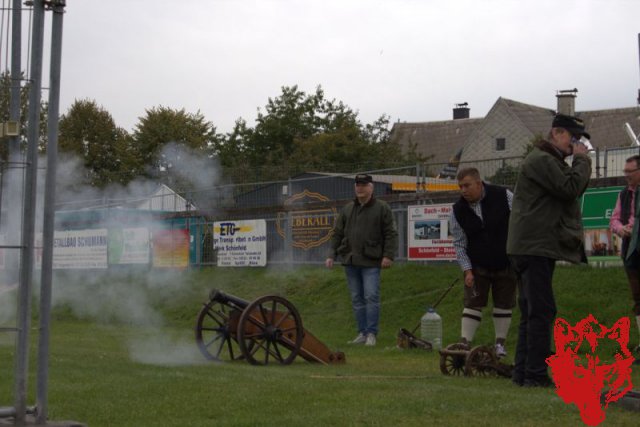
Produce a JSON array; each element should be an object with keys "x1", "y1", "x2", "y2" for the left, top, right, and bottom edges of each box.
[{"x1": 345, "y1": 265, "x2": 381, "y2": 336}]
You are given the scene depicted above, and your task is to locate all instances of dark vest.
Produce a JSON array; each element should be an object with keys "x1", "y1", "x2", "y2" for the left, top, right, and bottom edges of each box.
[
  {"x1": 453, "y1": 184, "x2": 510, "y2": 270},
  {"x1": 619, "y1": 187, "x2": 634, "y2": 258}
]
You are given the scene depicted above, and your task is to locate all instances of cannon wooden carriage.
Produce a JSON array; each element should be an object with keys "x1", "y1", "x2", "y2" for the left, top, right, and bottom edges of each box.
[
  {"x1": 439, "y1": 343, "x2": 513, "y2": 377},
  {"x1": 195, "y1": 289, "x2": 345, "y2": 366}
]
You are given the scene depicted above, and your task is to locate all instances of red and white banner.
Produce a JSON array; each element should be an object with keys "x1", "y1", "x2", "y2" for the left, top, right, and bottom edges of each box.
[{"x1": 407, "y1": 204, "x2": 456, "y2": 261}]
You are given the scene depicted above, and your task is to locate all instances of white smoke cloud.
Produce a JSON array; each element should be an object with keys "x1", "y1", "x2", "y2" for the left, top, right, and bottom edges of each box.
[
  {"x1": 49, "y1": 268, "x2": 209, "y2": 365},
  {"x1": 1, "y1": 144, "x2": 224, "y2": 365},
  {"x1": 128, "y1": 333, "x2": 208, "y2": 366},
  {"x1": 158, "y1": 142, "x2": 224, "y2": 215}
]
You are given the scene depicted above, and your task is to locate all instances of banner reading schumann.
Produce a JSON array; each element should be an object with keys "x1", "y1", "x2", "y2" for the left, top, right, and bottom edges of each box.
[{"x1": 52, "y1": 229, "x2": 109, "y2": 269}]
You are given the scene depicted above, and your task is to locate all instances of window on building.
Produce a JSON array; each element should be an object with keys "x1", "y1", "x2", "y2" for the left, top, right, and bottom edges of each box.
[{"x1": 495, "y1": 138, "x2": 506, "y2": 151}]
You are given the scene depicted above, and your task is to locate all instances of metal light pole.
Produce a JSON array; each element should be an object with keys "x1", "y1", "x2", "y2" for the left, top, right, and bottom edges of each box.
[
  {"x1": 14, "y1": 0, "x2": 46, "y2": 424},
  {"x1": 36, "y1": 1, "x2": 66, "y2": 423}
]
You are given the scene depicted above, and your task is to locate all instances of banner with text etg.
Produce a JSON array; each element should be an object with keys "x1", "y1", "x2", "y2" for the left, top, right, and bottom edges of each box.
[{"x1": 214, "y1": 220, "x2": 267, "y2": 267}]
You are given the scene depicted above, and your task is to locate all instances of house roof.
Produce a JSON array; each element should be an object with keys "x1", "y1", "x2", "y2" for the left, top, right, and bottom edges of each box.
[
  {"x1": 389, "y1": 117, "x2": 483, "y2": 164},
  {"x1": 497, "y1": 97, "x2": 555, "y2": 137},
  {"x1": 579, "y1": 107, "x2": 640, "y2": 149},
  {"x1": 391, "y1": 97, "x2": 640, "y2": 164},
  {"x1": 56, "y1": 183, "x2": 196, "y2": 212}
]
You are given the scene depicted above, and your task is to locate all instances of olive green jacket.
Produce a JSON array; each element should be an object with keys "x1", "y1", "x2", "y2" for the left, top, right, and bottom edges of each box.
[
  {"x1": 329, "y1": 196, "x2": 398, "y2": 267},
  {"x1": 506, "y1": 141, "x2": 591, "y2": 264}
]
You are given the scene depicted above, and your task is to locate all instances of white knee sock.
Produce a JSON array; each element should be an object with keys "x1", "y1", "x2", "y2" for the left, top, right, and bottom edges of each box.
[
  {"x1": 461, "y1": 308, "x2": 482, "y2": 342},
  {"x1": 493, "y1": 308, "x2": 512, "y2": 342}
]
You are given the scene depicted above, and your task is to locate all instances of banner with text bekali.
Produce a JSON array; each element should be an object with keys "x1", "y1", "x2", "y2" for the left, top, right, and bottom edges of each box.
[
  {"x1": 214, "y1": 219, "x2": 267, "y2": 267},
  {"x1": 152, "y1": 228, "x2": 189, "y2": 268},
  {"x1": 407, "y1": 204, "x2": 456, "y2": 261}
]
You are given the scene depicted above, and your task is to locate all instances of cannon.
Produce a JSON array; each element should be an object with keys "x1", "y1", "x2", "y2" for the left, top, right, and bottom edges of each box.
[
  {"x1": 195, "y1": 289, "x2": 345, "y2": 366},
  {"x1": 439, "y1": 343, "x2": 513, "y2": 377}
]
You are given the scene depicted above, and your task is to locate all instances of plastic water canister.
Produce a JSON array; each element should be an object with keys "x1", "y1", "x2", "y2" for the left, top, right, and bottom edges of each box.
[{"x1": 420, "y1": 307, "x2": 442, "y2": 350}]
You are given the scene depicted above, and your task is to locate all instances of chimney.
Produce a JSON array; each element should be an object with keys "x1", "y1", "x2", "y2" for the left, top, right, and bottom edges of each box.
[
  {"x1": 453, "y1": 102, "x2": 469, "y2": 120},
  {"x1": 556, "y1": 88, "x2": 578, "y2": 116}
]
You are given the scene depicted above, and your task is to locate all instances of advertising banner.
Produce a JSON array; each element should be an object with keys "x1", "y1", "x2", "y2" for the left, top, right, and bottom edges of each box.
[
  {"x1": 108, "y1": 227, "x2": 150, "y2": 264},
  {"x1": 152, "y1": 229, "x2": 189, "y2": 268},
  {"x1": 407, "y1": 204, "x2": 456, "y2": 261},
  {"x1": 50, "y1": 229, "x2": 109, "y2": 269},
  {"x1": 580, "y1": 186, "x2": 623, "y2": 257},
  {"x1": 214, "y1": 219, "x2": 267, "y2": 267},
  {"x1": 276, "y1": 190, "x2": 337, "y2": 250}
]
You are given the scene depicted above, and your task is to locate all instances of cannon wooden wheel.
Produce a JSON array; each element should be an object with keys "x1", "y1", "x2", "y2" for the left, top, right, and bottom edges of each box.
[
  {"x1": 465, "y1": 346, "x2": 498, "y2": 377},
  {"x1": 237, "y1": 295, "x2": 304, "y2": 365},
  {"x1": 439, "y1": 343, "x2": 468, "y2": 376},
  {"x1": 195, "y1": 298, "x2": 244, "y2": 362}
]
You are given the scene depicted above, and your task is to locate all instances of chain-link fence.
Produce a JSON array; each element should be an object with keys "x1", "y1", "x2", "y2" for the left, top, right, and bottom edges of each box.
[
  {"x1": 11, "y1": 147, "x2": 630, "y2": 270},
  {"x1": 185, "y1": 147, "x2": 634, "y2": 267}
]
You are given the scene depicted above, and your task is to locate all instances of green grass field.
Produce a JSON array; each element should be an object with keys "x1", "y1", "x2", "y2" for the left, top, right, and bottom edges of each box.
[{"x1": 1, "y1": 263, "x2": 639, "y2": 426}]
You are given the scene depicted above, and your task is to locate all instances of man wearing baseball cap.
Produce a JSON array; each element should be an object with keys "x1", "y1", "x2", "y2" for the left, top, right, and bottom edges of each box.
[
  {"x1": 507, "y1": 113, "x2": 592, "y2": 387},
  {"x1": 326, "y1": 173, "x2": 398, "y2": 346}
]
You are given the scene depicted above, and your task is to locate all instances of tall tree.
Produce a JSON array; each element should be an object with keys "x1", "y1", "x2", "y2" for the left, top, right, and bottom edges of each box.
[
  {"x1": 214, "y1": 85, "x2": 410, "y2": 181},
  {"x1": 58, "y1": 99, "x2": 136, "y2": 187},
  {"x1": 132, "y1": 106, "x2": 220, "y2": 191}
]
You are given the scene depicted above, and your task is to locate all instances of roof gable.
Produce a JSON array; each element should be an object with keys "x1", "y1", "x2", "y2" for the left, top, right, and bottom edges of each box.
[{"x1": 498, "y1": 97, "x2": 555, "y2": 136}]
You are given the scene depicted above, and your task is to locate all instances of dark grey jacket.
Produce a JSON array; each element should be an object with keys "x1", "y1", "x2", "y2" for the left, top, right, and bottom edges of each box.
[
  {"x1": 329, "y1": 196, "x2": 398, "y2": 267},
  {"x1": 507, "y1": 140, "x2": 591, "y2": 263}
]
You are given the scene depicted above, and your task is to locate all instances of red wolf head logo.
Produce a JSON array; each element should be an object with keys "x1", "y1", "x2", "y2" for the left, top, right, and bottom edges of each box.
[{"x1": 547, "y1": 315, "x2": 634, "y2": 426}]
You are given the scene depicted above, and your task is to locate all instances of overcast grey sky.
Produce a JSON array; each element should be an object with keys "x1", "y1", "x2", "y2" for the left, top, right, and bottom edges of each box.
[{"x1": 58, "y1": 0, "x2": 640, "y2": 134}]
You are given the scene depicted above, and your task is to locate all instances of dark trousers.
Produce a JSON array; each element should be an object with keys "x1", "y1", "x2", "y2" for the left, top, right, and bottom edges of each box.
[
  {"x1": 623, "y1": 250, "x2": 640, "y2": 316},
  {"x1": 510, "y1": 255, "x2": 557, "y2": 382}
]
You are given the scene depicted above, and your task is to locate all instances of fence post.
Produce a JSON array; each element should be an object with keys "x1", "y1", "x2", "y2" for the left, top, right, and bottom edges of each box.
[
  {"x1": 285, "y1": 177, "x2": 293, "y2": 265},
  {"x1": 396, "y1": 208, "x2": 406, "y2": 261}
]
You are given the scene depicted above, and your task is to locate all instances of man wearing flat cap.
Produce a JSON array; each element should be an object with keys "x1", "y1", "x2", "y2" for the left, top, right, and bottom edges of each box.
[
  {"x1": 326, "y1": 173, "x2": 398, "y2": 346},
  {"x1": 507, "y1": 113, "x2": 592, "y2": 387}
]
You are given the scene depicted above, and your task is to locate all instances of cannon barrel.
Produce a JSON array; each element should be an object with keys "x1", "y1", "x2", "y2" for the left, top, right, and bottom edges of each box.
[{"x1": 208, "y1": 288, "x2": 249, "y2": 310}]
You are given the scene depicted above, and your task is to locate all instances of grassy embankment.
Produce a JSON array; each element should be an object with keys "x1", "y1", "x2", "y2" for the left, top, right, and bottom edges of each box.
[{"x1": 0, "y1": 263, "x2": 639, "y2": 426}]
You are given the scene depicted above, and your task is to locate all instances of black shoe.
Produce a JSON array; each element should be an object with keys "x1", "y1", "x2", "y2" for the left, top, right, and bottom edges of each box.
[
  {"x1": 523, "y1": 376, "x2": 554, "y2": 388},
  {"x1": 512, "y1": 373, "x2": 524, "y2": 387}
]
